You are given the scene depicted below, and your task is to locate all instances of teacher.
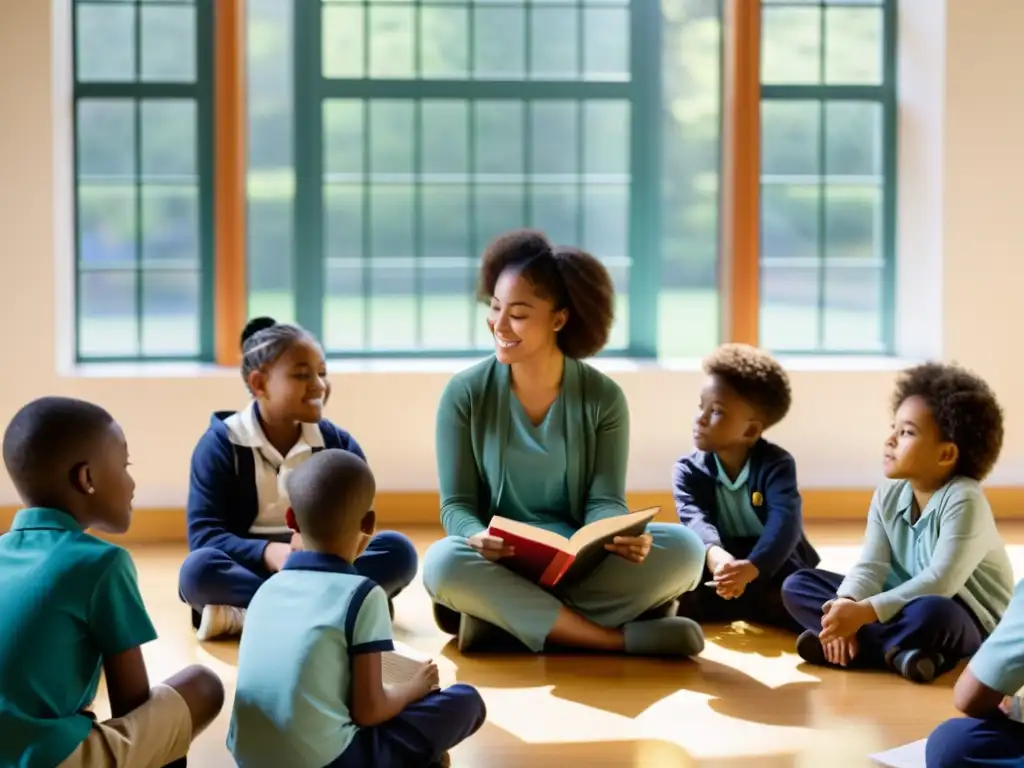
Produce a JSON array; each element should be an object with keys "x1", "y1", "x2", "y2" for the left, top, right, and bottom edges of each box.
[{"x1": 422, "y1": 230, "x2": 707, "y2": 656}]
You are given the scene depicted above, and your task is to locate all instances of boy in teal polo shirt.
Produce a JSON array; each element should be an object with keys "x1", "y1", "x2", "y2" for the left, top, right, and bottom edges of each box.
[
  {"x1": 926, "y1": 578, "x2": 1024, "y2": 766},
  {"x1": 0, "y1": 396, "x2": 224, "y2": 767},
  {"x1": 229, "y1": 449, "x2": 485, "y2": 768},
  {"x1": 781, "y1": 363, "x2": 1014, "y2": 684},
  {"x1": 675, "y1": 344, "x2": 819, "y2": 629}
]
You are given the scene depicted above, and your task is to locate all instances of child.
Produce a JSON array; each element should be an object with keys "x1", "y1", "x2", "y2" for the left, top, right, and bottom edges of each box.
[
  {"x1": 228, "y1": 449, "x2": 486, "y2": 767},
  {"x1": 178, "y1": 317, "x2": 418, "y2": 640},
  {"x1": 781, "y1": 362, "x2": 1014, "y2": 684},
  {"x1": 926, "y1": 578, "x2": 1024, "y2": 766},
  {"x1": 0, "y1": 396, "x2": 224, "y2": 767},
  {"x1": 674, "y1": 343, "x2": 819, "y2": 629}
]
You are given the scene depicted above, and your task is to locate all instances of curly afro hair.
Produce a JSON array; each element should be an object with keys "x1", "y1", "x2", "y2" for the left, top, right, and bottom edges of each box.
[
  {"x1": 703, "y1": 343, "x2": 792, "y2": 429},
  {"x1": 477, "y1": 229, "x2": 615, "y2": 359},
  {"x1": 892, "y1": 362, "x2": 1004, "y2": 481}
]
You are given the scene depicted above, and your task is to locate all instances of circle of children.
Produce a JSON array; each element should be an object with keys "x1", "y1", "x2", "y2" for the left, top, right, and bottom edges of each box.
[{"x1": 0, "y1": 229, "x2": 1019, "y2": 768}]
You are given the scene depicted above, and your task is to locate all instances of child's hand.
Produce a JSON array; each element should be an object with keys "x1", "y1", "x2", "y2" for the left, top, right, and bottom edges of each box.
[
  {"x1": 819, "y1": 598, "x2": 877, "y2": 643},
  {"x1": 822, "y1": 635, "x2": 859, "y2": 667},
  {"x1": 263, "y1": 542, "x2": 291, "y2": 572},
  {"x1": 411, "y1": 661, "x2": 440, "y2": 699},
  {"x1": 706, "y1": 545, "x2": 735, "y2": 574}
]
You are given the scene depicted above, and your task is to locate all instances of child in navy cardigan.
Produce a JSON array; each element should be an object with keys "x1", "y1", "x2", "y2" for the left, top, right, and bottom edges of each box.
[
  {"x1": 675, "y1": 344, "x2": 818, "y2": 629},
  {"x1": 178, "y1": 317, "x2": 418, "y2": 640}
]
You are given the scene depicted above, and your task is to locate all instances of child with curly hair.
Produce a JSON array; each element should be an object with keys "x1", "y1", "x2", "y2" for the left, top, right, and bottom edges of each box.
[
  {"x1": 675, "y1": 343, "x2": 819, "y2": 629},
  {"x1": 781, "y1": 362, "x2": 1014, "y2": 684}
]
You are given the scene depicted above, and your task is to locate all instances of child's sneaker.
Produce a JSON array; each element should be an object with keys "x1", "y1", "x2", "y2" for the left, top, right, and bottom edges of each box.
[
  {"x1": 196, "y1": 605, "x2": 246, "y2": 641},
  {"x1": 795, "y1": 630, "x2": 829, "y2": 666}
]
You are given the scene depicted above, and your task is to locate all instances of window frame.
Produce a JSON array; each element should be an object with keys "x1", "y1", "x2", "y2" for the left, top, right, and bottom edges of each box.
[{"x1": 71, "y1": 0, "x2": 216, "y2": 364}]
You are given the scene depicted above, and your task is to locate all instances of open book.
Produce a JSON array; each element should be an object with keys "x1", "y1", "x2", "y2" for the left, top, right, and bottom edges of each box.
[
  {"x1": 869, "y1": 738, "x2": 925, "y2": 767},
  {"x1": 488, "y1": 507, "x2": 659, "y2": 588},
  {"x1": 382, "y1": 641, "x2": 455, "y2": 690}
]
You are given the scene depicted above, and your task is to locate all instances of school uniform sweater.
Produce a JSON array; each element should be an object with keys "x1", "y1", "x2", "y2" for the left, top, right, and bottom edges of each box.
[
  {"x1": 186, "y1": 404, "x2": 366, "y2": 572},
  {"x1": 672, "y1": 438, "x2": 820, "y2": 578}
]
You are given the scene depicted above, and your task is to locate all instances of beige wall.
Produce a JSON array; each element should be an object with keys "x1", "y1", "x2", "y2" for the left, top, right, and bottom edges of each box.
[{"x1": 0, "y1": 0, "x2": 1020, "y2": 509}]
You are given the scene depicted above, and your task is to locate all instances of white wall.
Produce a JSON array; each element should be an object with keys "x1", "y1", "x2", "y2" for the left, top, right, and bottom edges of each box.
[{"x1": 0, "y1": 0, "x2": 1020, "y2": 508}]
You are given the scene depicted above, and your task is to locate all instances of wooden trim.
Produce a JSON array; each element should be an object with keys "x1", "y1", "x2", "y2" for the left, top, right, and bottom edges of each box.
[
  {"x1": 7, "y1": 488, "x2": 1024, "y2": 543},
  {"x1": 720, "y1": 0, "x2": 762, "y2": 345},
  {"x1": 213, "y1": 0, "x2": 247, "y2": 367}
]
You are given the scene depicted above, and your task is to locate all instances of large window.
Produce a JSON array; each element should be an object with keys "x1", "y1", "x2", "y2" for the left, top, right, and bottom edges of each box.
[
  {"x1": 70, "y1": 0, "x2": 895, "y2": 363},
  {"x1": 759, "y1": 0, "x2": 896, "y2": 353},
  {"x1": 73, "y1": 0, "x2": 214, "y2": 361}
]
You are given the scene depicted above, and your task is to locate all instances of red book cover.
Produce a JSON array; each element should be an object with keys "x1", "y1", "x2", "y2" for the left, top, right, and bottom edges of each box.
[{"x1": 487, "y1": 507, "x2": 659, "y2": 588}]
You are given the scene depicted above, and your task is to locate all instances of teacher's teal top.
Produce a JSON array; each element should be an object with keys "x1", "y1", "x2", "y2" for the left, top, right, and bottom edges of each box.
[{"x1": 436, "y1": 355, "x2": 630, "y2": 539}]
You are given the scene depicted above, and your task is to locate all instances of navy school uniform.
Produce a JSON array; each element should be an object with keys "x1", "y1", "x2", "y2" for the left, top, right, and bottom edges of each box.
[
  {"x1": 673, "y1": 438, "x2": 819, "y2": 629},
  {"x1": 178, "y1": 403, "x2": 418, "y2": 620}
]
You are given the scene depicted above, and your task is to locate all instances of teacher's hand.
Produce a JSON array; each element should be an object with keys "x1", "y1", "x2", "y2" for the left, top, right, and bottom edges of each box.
[
  {"x1": 605, "y1": 533, "x2": 653, "y2": 564},
  {"x1": 467, "y1": 532, "x2": 515, "y2": 561}
]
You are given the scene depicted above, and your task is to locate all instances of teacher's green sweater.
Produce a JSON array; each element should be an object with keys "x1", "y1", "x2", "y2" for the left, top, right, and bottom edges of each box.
[{"x1": 435, "y1": 355, "x2": 630, "y2": 539}]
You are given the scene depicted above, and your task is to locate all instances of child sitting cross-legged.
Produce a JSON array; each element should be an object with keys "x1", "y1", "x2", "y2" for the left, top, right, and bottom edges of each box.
[
  {"x1": 0, "y1": 397, "x2": 224, "y2": 768},
  {"x1": 674, "y1": 343, "x2": 820, "y2": 629},
  {"x1": 228, "y1": 448, "x2": 486, "y2": 768},
  {"x1": 781, "y1": 362, "x2": 1015, "y2": 684}
]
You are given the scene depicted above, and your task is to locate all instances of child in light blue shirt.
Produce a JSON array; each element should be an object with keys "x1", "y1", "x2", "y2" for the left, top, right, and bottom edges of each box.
[{"x1": 229, "y1": 449, "x2": 486, "y2": 768}]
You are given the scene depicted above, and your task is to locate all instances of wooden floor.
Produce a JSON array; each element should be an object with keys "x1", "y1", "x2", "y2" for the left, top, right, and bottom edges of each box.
[{"x1": 102, "y1": 523, "x2": 1024, "y2": 767}]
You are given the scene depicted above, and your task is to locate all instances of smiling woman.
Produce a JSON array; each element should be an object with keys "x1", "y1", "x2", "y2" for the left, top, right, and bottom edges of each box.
[
  {"x1": 176, "y1": 317, "x2": 419, "y2": 643},
  {"x1": 421, "y1": 229, "x2": 709, "y2": 657}
]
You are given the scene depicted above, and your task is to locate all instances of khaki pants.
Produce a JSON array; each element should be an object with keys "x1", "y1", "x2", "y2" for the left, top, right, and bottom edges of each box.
[{"x1": 59, "y1": 684, "x2": 193, "y2": 768}]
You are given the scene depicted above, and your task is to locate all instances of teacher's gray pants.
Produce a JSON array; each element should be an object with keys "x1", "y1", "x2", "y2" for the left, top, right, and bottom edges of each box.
[{"x1": 421, "y1": 523, "x2": 705, "y2": 652}]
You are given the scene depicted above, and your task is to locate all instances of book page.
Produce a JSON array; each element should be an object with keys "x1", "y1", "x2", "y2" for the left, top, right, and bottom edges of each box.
[
  {"x1": 869, "y1": 739, "x2": 925, "y2": 768},
  {"x1": 488, "y1": 516, "x2": 572, "y2": 552},
  {"x1": 382, "y1": 641, "x2": 456, "y2": 689},
  {"x1": 567, "y1": 507, "x2": 659, "y2": 553}
]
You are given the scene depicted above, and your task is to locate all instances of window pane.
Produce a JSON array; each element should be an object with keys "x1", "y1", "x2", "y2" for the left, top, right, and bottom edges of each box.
[
  {"x1": 826, "y1": 101, "x2": 882, "y2": 177},
  {"x1": 474, "y1": 185, "x2": 526, "y2": 347},
  {"x1": 370, "y1": 101, "x2": 414, "y2": 175},
  {"x1": 249, "y1": 0, "x2": 295, "y2": 323},
  {"x1": 141, "y1": 186, "x2": 199, "y2": 269},
  {"x1": 76, "y1": 3, "x2": 135, "y2": 82},
  {"x1": 530, "y1": 7, "x2": 578, "y2": 80},
  {"x1": 825, "y1": 185, "x2": 880, "y2": 261},
  {"x1": 422, "y1": 101, "x2": 468, "y2": 175},
  {"x1": 606, "y1": 261, "x2": 629, "y2": 351},
  {"x1": 77, "y1": 100, "x2": 135, "y2": 179},
  {"x1": 823, "y1": 266, "x2": 884, "y2": 351},
  {"x1": 140, "y1": 4, "x2": 196, "y2": 82},
  {"x1": 78, "y1": 185, "x2": 136, "y2": 270},
  {"x1": 325, "y1": 185, "x2": 364, "y2": 261},
  {"x1": 531, "y1": 102, "x2": 578, "y2": 176},
  {"x1": 141, "y1": 270, "x2": 199, "y2": 355},
  {"x1": 583, "y1": 7, "x2": 629, "y2": 81},
  {"x1": 760, "y1": 265, "x2": 820, "y2": 351},
  {"x1": 584, "y1": 101, "x2": 630, "y2": 176},
  {"x1": 761, "y1": 100, "x2": 820, "y2": 177},
  {"x1": 369, "y1": 187, "x2": 416, "y2": 349},
  {"x1": 420, "y1": 6, "x2": 469, "y2": 79},
  {"x1": 422, "y1": 185, "x2": 474, "y2": 350},
  {"x1": 529, "y1": 185, "x2": 579, "y2": 247},
  {"x1": 324, "y1": 100, "x2": 365, "y2": 178},
  {"x1": 825, "y1": 6, "x2": 883, "y2": 85},
  {"x1": 583, "y1": 185, "x2": 628, "y2": 258},
  {"x1": 475, "y1": 102, "x2": 525, "y2": 176},
  {"x1": 323, "y1": 5, "x2": 365, "y2": 78},
  {"x1": 369, "y1": 5, "x2": 415, "y2": 78},
  {"x1": 474, "y1": 7, "x2": 526, "y2": 78},
  {"x1": 762, "y1": 6, "x2": 821, "y2": 85},
  {"x1": 323, "y1": 258, "x2": 365, "y2": 351},
  {"x1": 141, "y1": 101, "x2": 196, "y2": 178},
  {"x1": 660, "y1": 0, "x2": 721, "y2": 359},
  {"x1": 79, "y1": 271, "x2": 138, "y2": 358},
  {"x1": 762, "y1": 185, "x2": 819, "y2": 262}
]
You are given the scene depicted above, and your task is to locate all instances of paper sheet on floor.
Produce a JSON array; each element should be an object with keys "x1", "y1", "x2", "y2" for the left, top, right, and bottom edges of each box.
[{"x1": 869, "y1": 738, "x2": 926, "y2": 767}]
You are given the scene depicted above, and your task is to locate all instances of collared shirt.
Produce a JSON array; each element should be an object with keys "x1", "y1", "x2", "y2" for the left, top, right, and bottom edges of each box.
[
  {"x1": 837, "y1": 477, "x2": 1014, "y2": 632},
  {"x1": 712, "y1": 455, "x2": 765, "y2": 539},
  {"x1": 228, "y1": 550, "x2": 394, "y2": 768},
  {"x1": 224, "y1": 401, "x2": 325, "y2": 534},
  {"x1": 0, "y1": 508, "x2": 157, "y2": 768},
  {"x1": 970, "y1": 578, "x2": 1024, "y2": 696}
]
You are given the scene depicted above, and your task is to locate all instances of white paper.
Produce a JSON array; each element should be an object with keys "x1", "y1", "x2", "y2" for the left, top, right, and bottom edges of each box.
[{"x1": 869, "y1": 738, "x2": 926, "y2": 768}]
